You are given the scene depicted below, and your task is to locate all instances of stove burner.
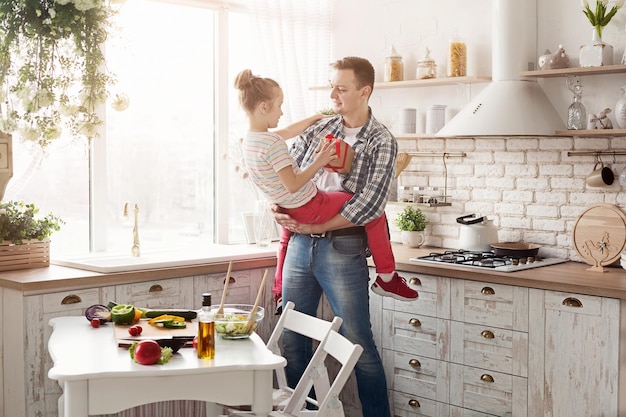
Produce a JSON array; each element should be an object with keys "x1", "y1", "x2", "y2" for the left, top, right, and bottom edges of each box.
[{"x1": 419, "y1": 250, "x2": 541, "y2": 269}]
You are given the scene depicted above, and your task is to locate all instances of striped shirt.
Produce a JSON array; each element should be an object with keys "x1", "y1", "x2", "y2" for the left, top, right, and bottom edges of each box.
[
  {"x1": 241, "y1": 131, "x2": 317, "y2": 209},
  {"x1": 289, "y1": 109, "x2": 397, "y2": 225}
]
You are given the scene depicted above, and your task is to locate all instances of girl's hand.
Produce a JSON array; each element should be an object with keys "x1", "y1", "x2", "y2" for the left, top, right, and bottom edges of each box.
[{"x1": 314, "y1": 140, "x2": 338, "y2": 166}]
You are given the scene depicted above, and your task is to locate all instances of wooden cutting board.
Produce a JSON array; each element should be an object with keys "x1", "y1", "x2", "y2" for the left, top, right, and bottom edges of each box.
[
  {"x1": 573, "y1": 204, "x2": 626, "y2": 272},
  {"x1": 114, "y1": 319, "x2": 198, "y2": 344}
]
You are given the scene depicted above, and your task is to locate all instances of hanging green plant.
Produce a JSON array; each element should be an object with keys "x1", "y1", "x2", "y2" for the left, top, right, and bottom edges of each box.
[{"x1": 0, "y1": 0, "x2": 125, "y2": 147}]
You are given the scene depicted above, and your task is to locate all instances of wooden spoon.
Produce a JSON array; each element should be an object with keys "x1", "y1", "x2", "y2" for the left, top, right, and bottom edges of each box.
[
  {"x1": 216, "y1": 260, "x2": 233, "y2": 316},
  {"x1": 245, "y1": 269, "x2": 268, "y2": 334},
  {"x1": 395, "y1": 153, "x2": 412, "y2": 178}
]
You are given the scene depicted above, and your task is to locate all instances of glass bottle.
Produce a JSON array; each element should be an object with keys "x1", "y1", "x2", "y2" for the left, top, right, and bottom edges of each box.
[
  {"x1": 447, "y1": 33, "x2": 466, "y2": 77},
  {"x1": 416, "y1": 47, "x2": 437, "y2": 79},
  {"x1": 197, "y1": 292, "x2": 215, "y2": 359},
  {"x1": 384, "y1": 45, "x2": 403, "y2": 82},
  {"x1": 567, "y1": 84, "x2": 586, "y2": 130}
]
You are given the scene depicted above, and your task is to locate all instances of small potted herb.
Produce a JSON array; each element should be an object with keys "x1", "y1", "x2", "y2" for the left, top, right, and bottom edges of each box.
[
  {"x1": 395, "y1": 206, "x2": 427, "y2": 247},
  {"x1": 0, "y1": 201, "x2": 63, "y2": 244}
]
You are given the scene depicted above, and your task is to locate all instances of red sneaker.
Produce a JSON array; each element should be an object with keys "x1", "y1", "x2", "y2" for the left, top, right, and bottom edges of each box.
[{"x1": 371, "y1": 272, "x2": 418, "y2": 301}]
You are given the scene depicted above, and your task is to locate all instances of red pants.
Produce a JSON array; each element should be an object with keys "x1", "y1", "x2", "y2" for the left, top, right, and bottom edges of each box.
[{"x1": 273, "y1": 191, "x2": 395, "y2": 295}]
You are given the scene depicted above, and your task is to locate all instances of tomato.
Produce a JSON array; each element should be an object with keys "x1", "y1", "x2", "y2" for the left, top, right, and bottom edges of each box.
[
  {"x1": 132, "y1": 340, "x2": 162, "y2": 365},
  {"x1": 90, "y1": 318, "x2": 101, "y2": 328},
  {"x1": 128, "y1": 325, "x2": 142, "y2": 336}
]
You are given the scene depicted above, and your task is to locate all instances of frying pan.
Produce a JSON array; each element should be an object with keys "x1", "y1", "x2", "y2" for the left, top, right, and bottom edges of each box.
[{"x1": 490, "y1": 242, "x2": 541, "y2": 257}]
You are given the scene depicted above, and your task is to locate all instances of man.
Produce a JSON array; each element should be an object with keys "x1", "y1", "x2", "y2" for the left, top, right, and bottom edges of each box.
[{"x1": 274, "y1": 56, "x2": 416, "y2": 417}]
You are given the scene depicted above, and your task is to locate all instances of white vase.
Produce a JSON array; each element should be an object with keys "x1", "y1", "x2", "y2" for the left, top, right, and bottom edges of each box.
[
  {"x1": 580, "y1": 29, "x2": 613, "y2": 67},
  {"x1": 401, "y1": 231, "x2": 425, "y2": 248},
  {"x1": 616, "y1": 86, "x2": 626, "y2": 129}
]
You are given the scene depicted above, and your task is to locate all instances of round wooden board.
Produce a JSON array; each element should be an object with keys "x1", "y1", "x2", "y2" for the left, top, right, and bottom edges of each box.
[{"x1": 573, "y1": 204, "x2": 626, "y2": 272}]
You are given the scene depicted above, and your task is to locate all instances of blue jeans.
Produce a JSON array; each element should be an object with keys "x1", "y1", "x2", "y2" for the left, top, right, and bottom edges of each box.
[{"x1": 281, "y1": 232, "x2": 391, "y2": 417}]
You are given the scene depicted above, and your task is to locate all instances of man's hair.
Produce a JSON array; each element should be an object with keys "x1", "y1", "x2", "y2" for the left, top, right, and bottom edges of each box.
[{"x1": 330, "y1": 57, "x2": 375, "y2": 93}]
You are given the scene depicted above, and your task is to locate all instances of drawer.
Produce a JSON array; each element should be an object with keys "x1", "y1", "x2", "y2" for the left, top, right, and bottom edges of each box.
[
  {"x1": 41, "y1": 288, "x2": 102, "y2": 314},
  {"x1": 384, "y1": 349, "x2": 449, "y2": 403},
  {"x1": 450, "y1": 322, "x2": 528, "y2": 377},
  {"x1": 451, "y1": 280, "x2": 528, "y2": 331},
  {"x1": 384, "y1": 273, "x2": 450, "y2": 320},
  {"x1": 383, "y1": 309, "x2": 450, "y2": 361},
  {"x1": 392, "y1": 390, "x2": 450, "y2": 417},
  {"x1": 116, "y1": 277, "x2": 194, "y2": 309},
  {"x1": 541, "y1": 290, "x2": 602, "y2": 316},
  {"x1": 449, "y1": 364, "x2": 527, "y2": 417},
  {"x1": 195, "y1": 270, "x2": 256, "y2": 305}
]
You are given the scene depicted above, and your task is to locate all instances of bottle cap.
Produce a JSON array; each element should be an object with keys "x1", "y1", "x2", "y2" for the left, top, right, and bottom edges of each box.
[
  {"x1": 418, "y1": 47, "x2": 435, "y2": 64},
  {"x1": 202, "y1": 292, "x2": 212, "y2": 306},
  {"x1": 387, "y1": 45, "x2": 401, "y2": 58}
]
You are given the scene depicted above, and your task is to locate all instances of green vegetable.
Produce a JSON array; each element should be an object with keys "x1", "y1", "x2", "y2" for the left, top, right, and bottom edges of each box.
[
  {"x1": 144, "y1": 309, "x2": 197, "y2": 321},
  {"x1": 163, "y1": 321, "x2": 187, "y2": 329}
]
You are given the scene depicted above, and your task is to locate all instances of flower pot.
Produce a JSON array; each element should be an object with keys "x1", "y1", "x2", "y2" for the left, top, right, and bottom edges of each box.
[
  {"x1": 580, "y1": 29, "x2": 613, "y2": 67},
  {"x1": 401, "y1": 231, "x2": 425, "y2": 248},
  {"x1": 0, "y1": 239, "x2": 50, "y2": 271}
]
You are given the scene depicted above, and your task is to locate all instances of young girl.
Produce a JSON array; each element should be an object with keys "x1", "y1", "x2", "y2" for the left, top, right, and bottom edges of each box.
[{"x1": 234, "y1": 69, "x2": 418, "y2": 304}]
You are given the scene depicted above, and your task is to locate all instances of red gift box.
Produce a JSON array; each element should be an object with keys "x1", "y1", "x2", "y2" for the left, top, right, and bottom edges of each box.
[{"x1": 316, "y1": 134, "x2": 354, "y2": 174}]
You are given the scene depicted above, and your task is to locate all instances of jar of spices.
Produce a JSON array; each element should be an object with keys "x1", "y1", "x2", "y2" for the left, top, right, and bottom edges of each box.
[
  {"x1": 447, "y1": 33, "x2": 466, "y2": 77},
  {"x1": 384, "y1": 45, "x2": 404, "y2": 82},
  {"x1": 397, "y1": 185, "x2": 412, "y2": 202},
  {"x1": 416, "y1": 47, "x2": 437, "y2": 79}
]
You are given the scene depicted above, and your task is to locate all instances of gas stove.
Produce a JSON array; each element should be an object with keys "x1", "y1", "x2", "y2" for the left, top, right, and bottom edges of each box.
[{"x1": 410, "y1": 250, "x2": 567, "y2": 272}]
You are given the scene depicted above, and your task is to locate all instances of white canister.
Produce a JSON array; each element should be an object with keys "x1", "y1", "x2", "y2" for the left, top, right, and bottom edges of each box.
[
  {"x1": 426, "y1": 105, "x2": 447, "y2": 134},
  {"x1": 398, "y1": 108, "x2": 417, "y2": 134}
]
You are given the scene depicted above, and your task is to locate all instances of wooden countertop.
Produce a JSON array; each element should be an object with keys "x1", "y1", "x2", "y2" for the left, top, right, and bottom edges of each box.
[
  {"x1": 4, "y1": 243, "x2": 626, "y2": 299},
  {"x1": 391, "y1": 245, "x2": 626, "y2": 299}
]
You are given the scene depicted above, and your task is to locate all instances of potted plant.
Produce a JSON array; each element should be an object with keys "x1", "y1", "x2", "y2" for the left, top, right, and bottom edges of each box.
[
  {"x1": 395, "y1": 206, "x2": 427, "y2": 248},
  {"x1": 0, "y1": 201, "x2": 63, "y2": 270}
]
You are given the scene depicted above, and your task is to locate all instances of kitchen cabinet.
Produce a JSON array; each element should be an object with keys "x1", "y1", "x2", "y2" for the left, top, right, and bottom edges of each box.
[
  {"x1": 521, "y1": 64, "x2": 626, "y2": 137},
  {"x1": 4, "y1": 266, "x2": 276, "y2": 417},
  {"x1": 380, "y1": 268, "x2": 625, "y2": 417}
]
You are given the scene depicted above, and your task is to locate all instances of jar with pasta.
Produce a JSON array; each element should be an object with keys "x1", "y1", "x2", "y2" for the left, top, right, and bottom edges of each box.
[
  {"x1": 447, "y1": 34, "x2": 466, "y2": 77},
  {"x1": 384, "y1": 45, "x2": 404, "y2": 82}
]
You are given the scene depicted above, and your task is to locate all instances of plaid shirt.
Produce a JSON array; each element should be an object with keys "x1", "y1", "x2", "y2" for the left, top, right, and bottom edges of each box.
[{"x1": 289, "y1": 109, "x2": 397, "y2": 225}]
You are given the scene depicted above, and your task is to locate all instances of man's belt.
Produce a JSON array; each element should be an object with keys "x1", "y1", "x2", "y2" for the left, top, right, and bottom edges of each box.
[{"x1": 310, "y1": 226, "x2": 365, "y2": 239}]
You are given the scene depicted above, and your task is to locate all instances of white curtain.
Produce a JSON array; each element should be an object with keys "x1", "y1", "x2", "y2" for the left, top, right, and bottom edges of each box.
[{"x1": 248, "y1": 0, "x2": 332, "y2": 123}]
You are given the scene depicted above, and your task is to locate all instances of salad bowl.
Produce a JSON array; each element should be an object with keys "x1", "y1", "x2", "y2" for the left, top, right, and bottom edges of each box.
[{"x1": 213, "y1": 304, "x2": 265, "y2": 339}]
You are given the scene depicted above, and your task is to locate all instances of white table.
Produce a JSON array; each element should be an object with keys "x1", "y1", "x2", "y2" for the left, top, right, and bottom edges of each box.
[{"x1": 47, "y1": 316, "x2": 286, "y2": 417}]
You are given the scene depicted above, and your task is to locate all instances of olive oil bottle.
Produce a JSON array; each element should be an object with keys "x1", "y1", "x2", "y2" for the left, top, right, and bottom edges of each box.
[{"x1": 197, "y1": 293, "x2": 215, "y2": 359}]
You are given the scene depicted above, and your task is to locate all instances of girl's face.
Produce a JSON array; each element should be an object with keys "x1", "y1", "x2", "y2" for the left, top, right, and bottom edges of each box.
[{"x1": 264, "y1": 87, "x2": 284, "y2": 129}]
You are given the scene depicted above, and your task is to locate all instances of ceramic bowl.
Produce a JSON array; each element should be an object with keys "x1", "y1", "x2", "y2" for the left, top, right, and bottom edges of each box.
[{"x1": 212, "y1": 304, "x2": 265, "y2": 339}]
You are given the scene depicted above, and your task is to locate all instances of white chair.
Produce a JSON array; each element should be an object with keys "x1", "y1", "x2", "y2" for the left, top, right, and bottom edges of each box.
[
  {"x1": 221, "y1": 301, "x2": 343, "y2": 413},
  {"x1": 227, "y1": 329, "x2": 364, "y2": 417}
]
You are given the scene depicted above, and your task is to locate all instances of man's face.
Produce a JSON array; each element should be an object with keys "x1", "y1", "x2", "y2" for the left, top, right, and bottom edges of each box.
[{"x1": 329, "y1": 69, "x2": 367, "y2": 116}]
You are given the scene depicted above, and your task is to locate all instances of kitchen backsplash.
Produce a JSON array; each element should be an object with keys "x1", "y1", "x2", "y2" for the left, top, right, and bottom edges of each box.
[{"x1": 385, "y1": 135, "x2": 626, "y2": 262}]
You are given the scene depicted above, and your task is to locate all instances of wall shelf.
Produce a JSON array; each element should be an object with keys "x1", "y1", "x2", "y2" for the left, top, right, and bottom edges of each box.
[
  {"x1": 521, "y1": 64, "x2": 626, "y2": 78},
  {"x1": 309, "y1": 75, "x2": 491, "y2": 91},
  {"x1": 554, "y1": 129, "x2": 626, "y2": 137}
]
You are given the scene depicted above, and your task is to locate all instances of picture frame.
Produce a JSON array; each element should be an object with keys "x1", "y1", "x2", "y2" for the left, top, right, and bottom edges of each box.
[{"x1": 241, "y1": 212, "x2": 281, "y2": 244}]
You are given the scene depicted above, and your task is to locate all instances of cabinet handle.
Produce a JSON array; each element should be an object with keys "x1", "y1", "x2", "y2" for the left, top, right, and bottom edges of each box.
[
  {"x1": 408, "y1": 399, "x2": 421, "y2": 408},
  {"x1": 562, "y1": 297, "x2": 583, "y2": 308},
  {"x1": 481, "y1": 330, "x2": 495, "y2": 339},
  {"x1": 481, "y1": 287, "x2": 495, "y2": 295},
  {"x1": 408, "y1": 359, "x2": 421, "y2": 368},
  {"x1": 148, "y1": 284, "x2": 163, "y2": 293},
  {"x1": 409, "y1": 277, "x2": 422, "y2": 286},
  {"x1": 408, "y1": 318, "x2": 422, "y2": 327},
  {"x1": 61, "y1": 294, "x2": 81, "y2": 305},
  {"x1": 480, "y1": 374, "x2": 494, "y2": 383},
  {"x1": 224, "y1": 276, "x2": 235, "y2": 284}
]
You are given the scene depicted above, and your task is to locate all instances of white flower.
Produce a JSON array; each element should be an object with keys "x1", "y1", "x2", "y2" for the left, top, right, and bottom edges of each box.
[
  {"x1": 60, "y1": 103, "x2": 80, "y2": 116},
  {"x1": 0, "y1": 118, "x2": 17, "y2": 134},
  {"x1": 73, "y1": 0, "x2": 98, "y2": 11},
  {"x1": 615, "y1": 0, "x2": 625, "y2": 8},
  {"x1": 43, "y1": 125, "x2": 62, "y2": 141},
  {"x1": 35, "y1": 89, "x2": 55, "y2": 108},
  {"x1": 111, "y1": 93, "x2": 130, "y2": 111},
  {"x1": 18, "y1": 127, "x2": 41, "y2": 142},
  {"x1": 49, "y1": 8, "x2": 56, "y2": 18},
  {"x1": 77, "y1": 121, "x2": 99, "y2": 138},
  {"x1": 55, "y1": 0, "x2": 73, "y2": 5}
]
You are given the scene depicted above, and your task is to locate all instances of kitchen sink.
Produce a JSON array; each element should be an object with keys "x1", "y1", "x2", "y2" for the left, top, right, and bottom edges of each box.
[{"x1": 52, "y1": 244, "x2": 277, "y2": 273}]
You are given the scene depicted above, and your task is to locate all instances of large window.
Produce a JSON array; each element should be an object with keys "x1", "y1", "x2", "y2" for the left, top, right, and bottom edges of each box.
[{"x1": 7, "y1": 0, "x2": 331, "y2": 258}]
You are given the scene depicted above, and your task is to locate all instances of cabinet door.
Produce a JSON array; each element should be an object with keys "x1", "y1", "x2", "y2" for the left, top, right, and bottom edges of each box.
[
  {"x1": 24, "y1": 286, "x2": 116, "y2": 417},
  {"x1": 385, "y1": 272, "x2": 451, "y2": 320},
  {"x1": 383, "y1": 308, "x2": 450, "y2": 361},
  {"x1": 528, "y1": 289, "x2": 621, "y2": 417}
]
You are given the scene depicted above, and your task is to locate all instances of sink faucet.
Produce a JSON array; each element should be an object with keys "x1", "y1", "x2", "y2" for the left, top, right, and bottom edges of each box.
[{"x1": 123, "y1": 202, "x2": 140, "y2": 257}]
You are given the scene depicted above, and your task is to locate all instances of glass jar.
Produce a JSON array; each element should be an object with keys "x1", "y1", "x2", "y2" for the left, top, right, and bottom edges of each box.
[
  {"x1": 447, "y1": 34, "x2": 466, "y2": 77},
  {"x1": 397, "y1": 185, "x2": 412, "y2": 202},
  {"x1": 384, "y1": 45, "x2": 404, "y2": 82},
  {"x1": 416, "y1": 47, "x2": 436, "y2": 79}
]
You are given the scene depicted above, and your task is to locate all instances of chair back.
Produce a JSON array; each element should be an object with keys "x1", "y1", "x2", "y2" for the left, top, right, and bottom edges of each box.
[
  {"x1": 281, "y1": 330, "x2": 363, "y2": 417},
  {"x1": 266, "y1": 301, "x2": 343, "y2": 390}
]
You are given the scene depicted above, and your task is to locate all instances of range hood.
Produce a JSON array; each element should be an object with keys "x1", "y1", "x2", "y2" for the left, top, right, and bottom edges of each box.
[{"x1": 437, "y1": 0, "x2": 565, "y2": 137}]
